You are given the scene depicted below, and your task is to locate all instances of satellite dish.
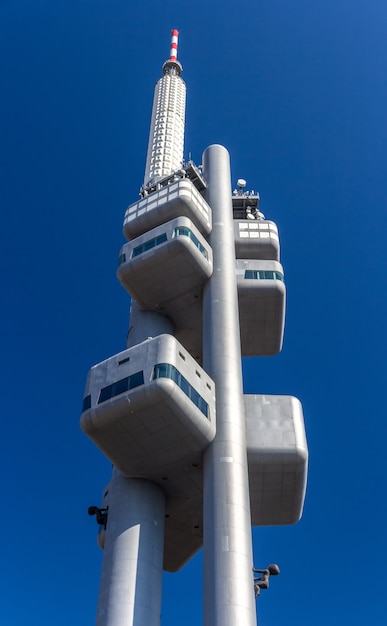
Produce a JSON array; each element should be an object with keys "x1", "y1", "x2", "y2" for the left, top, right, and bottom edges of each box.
[{"x1": 237, "y1": 178, "x2": 247, "y2": 188}]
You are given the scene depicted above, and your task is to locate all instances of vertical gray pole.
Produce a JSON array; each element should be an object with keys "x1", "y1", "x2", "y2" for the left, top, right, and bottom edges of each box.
[
  {"x1": 202, "y1": 145, "x2": 256, "y2": 626},
  {"x1": 96, "y1": 471, "x2": 165, "y2": 626}
]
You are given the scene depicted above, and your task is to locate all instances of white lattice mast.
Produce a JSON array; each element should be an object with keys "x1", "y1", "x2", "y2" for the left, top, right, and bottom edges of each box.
[{"x1": 143, "y1": 29, "x2": 186, "y2": 187}]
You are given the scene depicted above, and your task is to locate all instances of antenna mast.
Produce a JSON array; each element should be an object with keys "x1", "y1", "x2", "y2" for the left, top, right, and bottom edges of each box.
[{"x1": 143, "y1": 29, "x2": 186, "y2": 188}]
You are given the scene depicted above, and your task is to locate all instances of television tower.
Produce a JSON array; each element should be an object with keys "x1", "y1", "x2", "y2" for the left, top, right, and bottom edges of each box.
[{"x1": 81, "y1": 30, "x2": 308, "y2": 626}]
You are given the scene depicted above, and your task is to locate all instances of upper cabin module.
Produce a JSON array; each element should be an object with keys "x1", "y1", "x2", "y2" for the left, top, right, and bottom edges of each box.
[
  {"x1": 120, "y1": 173, "x2": 286, "y2": 359},
  {"x1": 232, "y1": 180, "x2": 280, "y2": 261},
  {"x1": 232, "y1": 181, "x2": 286, "y2": 356}
]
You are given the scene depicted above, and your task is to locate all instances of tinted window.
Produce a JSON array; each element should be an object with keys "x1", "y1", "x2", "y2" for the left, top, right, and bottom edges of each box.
[
  {"x1": 82, "y1": 395, "x2": 91, "y2": 412},
  {"x1": 153, "y1": 363, "x2": 209, "y2": 418},
  {"x1": 98, "y1": 371, "x2": 144, "y2": 404}
]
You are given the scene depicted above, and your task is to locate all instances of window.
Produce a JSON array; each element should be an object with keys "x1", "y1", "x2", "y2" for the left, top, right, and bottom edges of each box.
[
  {"x1": 153, "y1": 363, "x2": 209, "y2": 418},
  {"x1": 82, "y1": 394, "x2": 91, "y2": 412},
  {"x1": 118, "y1": 253, "x2": 126, "y2": 266},
  {"x1": 172, "y1": 227, "x2": 208, "y2": 259},
  {"x1": 98, "y1": 371, "x2": 144, "y2": 404},
  {"x1": 244, "y1": 269, "x2": 284, "y2": 281},
  {"x1": 131, "y1": 233, "x2": 167, "y2": 258}
]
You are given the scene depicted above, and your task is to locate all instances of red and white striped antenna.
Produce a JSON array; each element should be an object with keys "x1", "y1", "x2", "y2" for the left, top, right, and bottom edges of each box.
[{"x1": 169, "y1": 29, "x2": 179, "y2": 62}]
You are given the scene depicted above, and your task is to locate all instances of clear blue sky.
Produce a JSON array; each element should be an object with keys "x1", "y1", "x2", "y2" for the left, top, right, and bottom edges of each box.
[{"x1": 1, "y1": 1, "x2": 386, "y2": 624}]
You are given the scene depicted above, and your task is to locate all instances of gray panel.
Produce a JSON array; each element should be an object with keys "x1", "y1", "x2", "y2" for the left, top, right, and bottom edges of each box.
[
  {"x1": 234, "y1": 220, "x2": 280, "y2": 261},
  {"x1": 237, "y1": 259, "x2": 286, "y2": 356},
  {"x1": 123, "y1": 178, "x2": 212, "y2": 240},
  {"x1": 245, "y1": 394, "x2": 308, "y2": 525}
]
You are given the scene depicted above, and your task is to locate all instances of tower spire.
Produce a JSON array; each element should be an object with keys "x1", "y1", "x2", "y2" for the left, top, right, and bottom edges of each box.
[
  {"x1": 169, "y1": 28, "x2": 179, "y2": 62},
  {"x1": 143, "y1": 29, "x2": 186, "y2": 188}
]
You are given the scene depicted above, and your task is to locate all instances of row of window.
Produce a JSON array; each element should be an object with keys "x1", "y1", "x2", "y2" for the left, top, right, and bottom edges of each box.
[
  {"x1": 121, "y1": 237, "x2": 284, "y2": 273},
  {"x1": 172, "y1": 226, "x2": 209, "y2": 259},
  {"x1": 98, "y1": 371, "x2": 145, "y2": 404},
  {"x1": 150, "y1": 146, "x2": 183, "y2": 154},
  {"x1": 150, "y1": 154, "x2": 182, "y2": 165},
  {"x1": 244, "y1": 270, "x2": 284, "y2": 281},
  {"x1": 239, "y1": 222, "x2": 277, "y2": 231},
  {"x1": 155, "y1": 107, "x2": 184, "y2": 115},
  {"x1": 124, "y1": 182, "x2": 211, "y2": 224},
  {"x1": 153, "y1": 126, "x2": 184, "y2": 134},
  {"x1": 82, "y1": 394, "x2": 91, "y2": 412},
  {"x1": 82, "y1": 364, "x2": 209, "y2": 419},
  {"x1": 131, "y1": 233, "x2": 167, "y2": 258},
  {"x1": 118, "y1": 234, "x2": 167, "y2": 264},
  {"x1": 239, "y1": 231, "x2": 279, "y2": 241},
  {"x1": 119, "y1": 228, "x2": 208, "y2": 264},
  {"x1": 156, "y1": 88, "x2": 183, "y2": 97},
  {"x1": 153, "y1": 363, "x2": 209, "y2": 418},
  {"x1": 152, "y1": 129, "x2": 175, "y2": 135}
]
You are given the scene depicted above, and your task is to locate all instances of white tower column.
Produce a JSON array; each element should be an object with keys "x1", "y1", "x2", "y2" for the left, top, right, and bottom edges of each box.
[
  {"x1": 202, "y1": 144, "x2": 257, "y2": 626},
  {"x1": 143, "y1": 29, "x2": 186, "y2": 188},
  {"x1": 96, "y1": 472, "x2": 165, "y2": 626}
]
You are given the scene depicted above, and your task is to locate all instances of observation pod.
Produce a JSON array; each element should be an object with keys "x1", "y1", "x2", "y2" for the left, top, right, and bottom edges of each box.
[
  {"x1": 234, "y1": 219, "x2": 280, "y2": 261},
  {"x1": 237, "y1": 259, "x2": 286, "y2": 356},
  {"x1": 123, "y1": 177, "x2": 212, "y2": 240},
  {"x1": 245, "y1": 394, "x2": 308, "y2": 525},
  {"x1": 80, "y1": 334, "x2": 216, "y2": 572},
  {"x1": 117, "y1": 217, "x2": 212, "y2": 360},
  {"x1": 81, "y1": 334, "x2": 215, "y2": 477}
]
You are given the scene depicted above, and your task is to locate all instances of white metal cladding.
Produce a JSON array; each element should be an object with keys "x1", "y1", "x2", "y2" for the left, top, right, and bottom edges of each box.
[
  {"x1": 236, "y1": 259, "x2": 286, "y2": 356},
  {"x1": 144, "y1": 72, "x2": 186, "y2": 186},
  {"x1": 117, "y1": 216, "x2": 212, "y2": 310},
  {"x1": 234, "y1": 220, "x2": 280, "y2": 261},
  {"x1": 123, "y1": 179, "x2": 212, "y2": 240},
  {"x1": 244, "y1": 394, "x2": 308, "y2": 525}
]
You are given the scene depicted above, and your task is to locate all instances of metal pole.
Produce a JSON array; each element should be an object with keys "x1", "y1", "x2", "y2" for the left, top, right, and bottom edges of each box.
[
  {"x1": 202, "y1": 144, "x2": 256, "y2": 626},
  {"x1": 96, "y1": 471, "x2": 165, "y2": 626}
]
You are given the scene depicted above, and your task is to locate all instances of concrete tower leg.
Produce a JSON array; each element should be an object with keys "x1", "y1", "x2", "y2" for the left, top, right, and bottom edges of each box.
[
  {"x1": 96, "y1": 471, "x2": 165, "y2": 626},
  {"x1": 202, "y1": 145, "x2": 257, "y2": 626},
  {"x1": 96, "y1": 303, "x2": 170, "y2": 626},
  {"x1": 126, "y1": 300, "x2": 173, "y2": 348}
]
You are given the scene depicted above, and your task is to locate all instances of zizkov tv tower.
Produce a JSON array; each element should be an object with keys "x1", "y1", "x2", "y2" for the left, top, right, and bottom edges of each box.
[{"x1": 81, "y1": 30, "x2": 308, "y2": 626}]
